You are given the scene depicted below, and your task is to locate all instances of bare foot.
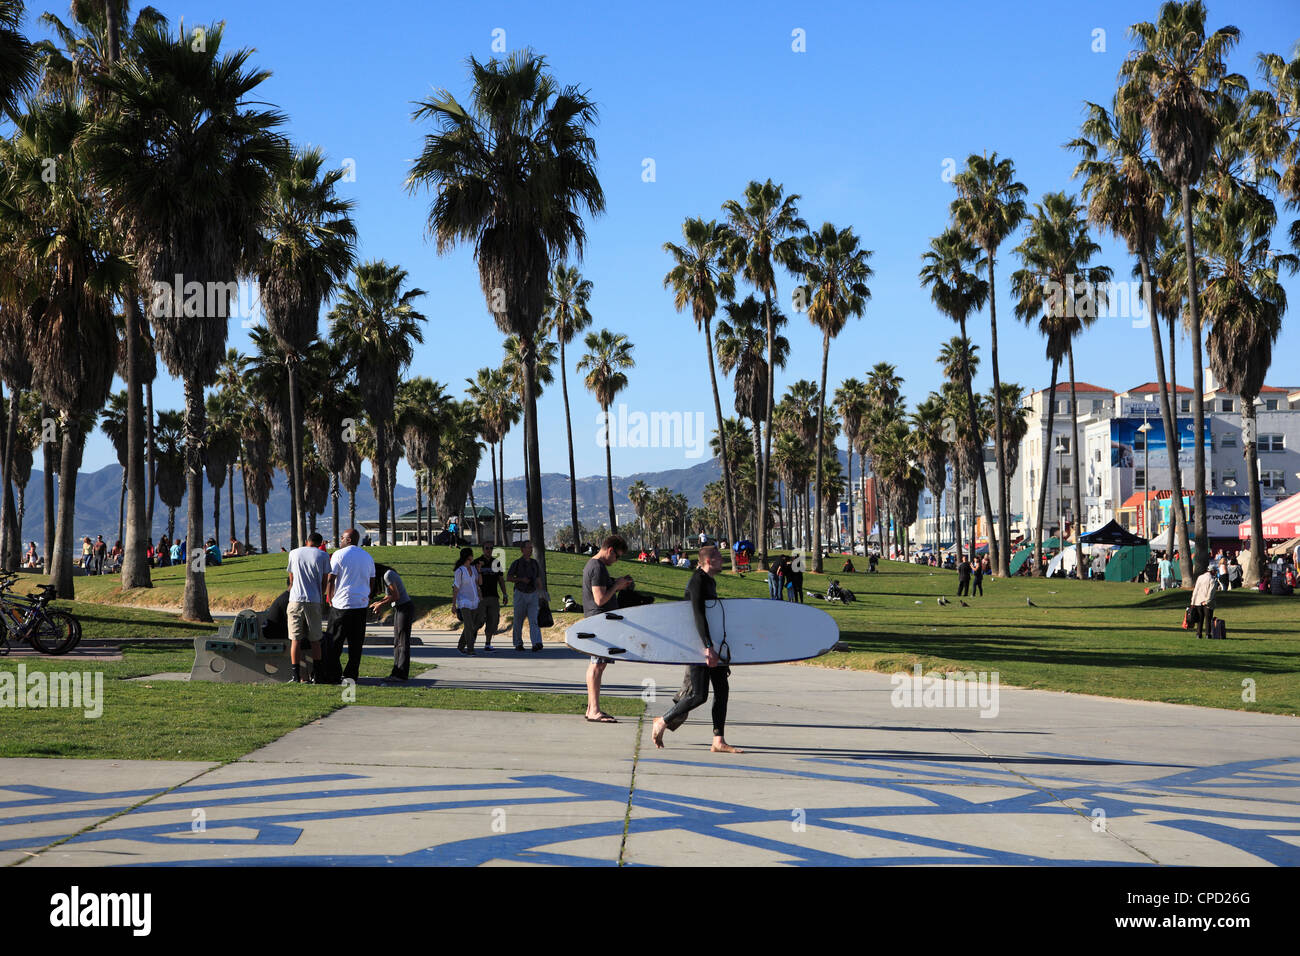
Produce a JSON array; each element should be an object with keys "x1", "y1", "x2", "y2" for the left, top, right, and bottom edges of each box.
[
  {"x1": 651, "y1": 718, "x2": 666, "y2": 749},
  {"x1": 711, "y1": 739, "x2": 743, "y2": 753}
]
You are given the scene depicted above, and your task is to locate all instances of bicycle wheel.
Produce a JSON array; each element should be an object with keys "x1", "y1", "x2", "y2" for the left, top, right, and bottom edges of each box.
[{"x1": 28, "y1": 610, "x2": 78, "y2": 655}]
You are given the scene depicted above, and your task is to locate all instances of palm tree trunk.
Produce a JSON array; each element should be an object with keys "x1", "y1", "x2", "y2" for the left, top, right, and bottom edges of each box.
[
  {"x1": 522, "y1": 336, "x2": 547, "y2": 590},
  {"x1": 489, "y1": 442, "x2": 501, "y2": 547},
  {"x1": 759, "y1": 293, "x2": 776, "y2": 568},
  {"x1": 1181, "y1": 186, "x2": 1209, "y2": 576},
  {"x1": 416, "y1": 476, "x2": 424, "y2": 546},
  {"x1": 285, "y1": 360, "x2": 306, "y2": 549},
  {"x1": 954, "y1": 466, "x2": 964, "y2": 564},
  {"x1": 180, "y1": 378, "x2": 212, "y2": 622},
  {"x1": 813, "y1": 332, "x2": 830, "y2": 573},
  {"x1": 1, "y1": 387, "x2": 20, "y2": 571},
  {"x1": 1067, "y1": 345, "x2": 1085, "y2": 576},
  {"x1": 1035, "y1": 358, "x2": 1060, "y2": 576},
  {"x1": 348, "y1": 484, "x2": 355, "y2": 532},
  {"x1": 1242, "y1": 395, "x2": 1265, "y2": 587},
  {"x1": 42, "y1": 404, "x2": 55, "y2": 579},
  {"x1": 331, "y1": 472, "x2": 340, "y2": 548},
  {"x1": 958, "y1": 316, "x2": 998, "y2": 572},
  {"x1": 498, "y1": 441, "x2": 506, "y2": 545},
  {"x1": 984, "y1": 249, "x2": 1007, "y2": 576},
  {"x1": 118, "y1": 472, "x2": 126, "y2": 548},
  {"x1": 49, "y1": 417, "x2": 82, "y2": 600},
  {"x1": 604, "y1": 403, "x2": 616, "y2": 532},
  {"x1": 1138, "y1": 250, "x2": 1192, "y2": 584},
  {"x1": 750, "y1": 417, "x2": 763, "y2": 542},
  {"x1": 212, "y1": 477, "x2": 222, "y2": 556},
  {"x1": 559, "y1": 333, "x2": 582, "y2": 553},
  {"x1": 167, "y1": 507, "x2": 175, "y2": 543},
  {"x1": 846, "y1": 447, "x2": 855, "y2": 558},
  {"x1": 146, "y1": 381, "x2": 156, "y2": 533},
  {"x1": 241, "y1": 455, "x2": 250, "y2": 549},
  {"x1": 120, "y1": 297, "x2": 151, "y2": 587},
  {"x1": 703, "y1": 320, "x2": 738, "y2": 569},
  {"x1": 258, "y1": 499, "x2": 267, "y2": 555},
  {"x1": 227, "y1": 463, "x2": 236, "y2": 546},
  {"x1": 376, "y1": 417, "x2": 388, "y2": 546}
]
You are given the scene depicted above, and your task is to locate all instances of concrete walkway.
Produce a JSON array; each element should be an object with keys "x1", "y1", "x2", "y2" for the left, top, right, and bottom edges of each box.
[{"x1": 3, "y1": 629, "x2": 1298, "y2": 866}]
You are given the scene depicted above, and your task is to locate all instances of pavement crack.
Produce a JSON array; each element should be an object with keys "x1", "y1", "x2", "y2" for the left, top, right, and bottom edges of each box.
[
  {"x1": 618, "y1": 713, "x2": 644, "y2": 867},
  {"x1": 9, "y1": 762, "x2": 226, "y2": 867},
  {"x1": 949, "y1": 730, "x2": 1161, "y2": 865}
]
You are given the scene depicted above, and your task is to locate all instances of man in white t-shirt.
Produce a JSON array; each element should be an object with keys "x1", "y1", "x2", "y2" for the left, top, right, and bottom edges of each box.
[
  {"x1": 286, "y1": 531, "x2": 332, "y2": 683},
  {"x1": 322, "y1": 528, "x2": 376, "y2": 683}
]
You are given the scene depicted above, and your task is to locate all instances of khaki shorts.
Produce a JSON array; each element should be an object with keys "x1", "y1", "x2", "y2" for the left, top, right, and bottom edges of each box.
[{"x1": 288, "y1": 601, "x2": 324, "y2": 644}]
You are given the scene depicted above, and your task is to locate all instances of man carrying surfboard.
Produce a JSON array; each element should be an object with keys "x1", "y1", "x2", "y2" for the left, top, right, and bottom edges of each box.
[{"x1": 651, "y1": 545, "x2": 743, "y2": 754}]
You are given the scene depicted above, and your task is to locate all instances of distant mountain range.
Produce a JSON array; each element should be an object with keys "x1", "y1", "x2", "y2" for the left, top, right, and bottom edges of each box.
[{"x1": 18, "y1": 448, "x2": 856, "y2": 550}]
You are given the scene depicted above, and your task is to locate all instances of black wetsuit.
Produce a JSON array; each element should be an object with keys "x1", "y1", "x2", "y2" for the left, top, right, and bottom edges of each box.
[{"x1": 659, "y1": 568, "x2": 730, "y2": 737}]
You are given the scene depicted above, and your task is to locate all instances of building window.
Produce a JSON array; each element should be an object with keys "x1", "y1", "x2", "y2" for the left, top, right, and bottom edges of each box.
[
  {"x1": 1055, "y1": 436, "x2": 1071, "y2": 454},
  {"x1": 1260, "y1": 434, "x2": 1285, "y2": 453},
  {"x1": 1265, "y1": 398, "x2": 1279, "y2": 411},
  {"x1": 1059, "y1": 399, "x2": 1071, "y2": 414},
  {"x1": 1220, "y1": 398, "x2": 1234, "y2": 412},
  {"x1": 1221, "y1": 432, "x2": 1236, "y2": 448},
  {"x1": 1261, "y1": 470, "x2": 1285, "y2": 490},
  {"x1": 1094, "y1": 449, "x2": 1102, "y2": 463},
  {"x1": 1056, "y1": 467, "x2": 1072, "y2": 486},
  {"x1": 1181, "y1": 398, "x2": 1191, "y2": 413},
  {"x1": 1134, "y1": 431, "x2": 1146, "y2": 451},
  {"x1": 1135, "y1": 469, "x2": 1145, "y2": 488}
]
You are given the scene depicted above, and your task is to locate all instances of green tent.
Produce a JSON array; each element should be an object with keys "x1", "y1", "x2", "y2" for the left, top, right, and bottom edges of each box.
[
  {"x1": 1105, "y1": 545, "x2": 1152, "y2": 582},
  {"x1": 1009, "y1": 548, "x2": 1035, "y2": 576}
]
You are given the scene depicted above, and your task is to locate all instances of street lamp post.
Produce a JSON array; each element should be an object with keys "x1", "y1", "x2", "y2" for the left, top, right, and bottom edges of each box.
[
  {"x1": 1138, "y1": 414, "x2": 1152, "y2": 540},
  {"x1": 1054, "y1": 440, "x2": 1067, "y2": 544}
]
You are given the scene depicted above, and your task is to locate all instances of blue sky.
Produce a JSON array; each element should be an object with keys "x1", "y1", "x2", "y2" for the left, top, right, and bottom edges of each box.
[{"x1": 27, "y1": 0, "x2": 1300, "y2": 489}]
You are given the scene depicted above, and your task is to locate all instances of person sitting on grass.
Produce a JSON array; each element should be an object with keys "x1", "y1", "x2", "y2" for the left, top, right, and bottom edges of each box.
[{"x1": 841, "y1": 557, "x2": 856, "y2": 573}]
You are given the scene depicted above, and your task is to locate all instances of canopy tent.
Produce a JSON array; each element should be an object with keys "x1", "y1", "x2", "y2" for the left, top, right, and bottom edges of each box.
[
  {"x1": 1238, "y1": 496, "x2": 1300, "y2": 540},
  {"x1": 1149, "y1": 526, "x2": 1196, "y2": 554},
  {"x1": 1045, "y1": 547, "x2": 1080, "y2": 578},
  {"x1": 1079, "y1": 519, "x2": 1147, "y2": 547},
  {"x1": 1268, "y1": 536, "x2": 1300, "y2": 558},
  {"x1": 1105, "y1": 545, "x2": 1152, "y2": 582}
]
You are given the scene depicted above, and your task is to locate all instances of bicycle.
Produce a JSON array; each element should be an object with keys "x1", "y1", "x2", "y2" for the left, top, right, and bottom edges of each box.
[{"x1": 0, "y1": 573, "x2": 81, "y2": 656}]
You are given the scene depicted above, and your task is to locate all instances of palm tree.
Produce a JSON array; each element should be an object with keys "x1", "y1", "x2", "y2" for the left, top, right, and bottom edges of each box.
[
  {"x1": 4, "y1": 98, "x2": 124, "y2": 598},
  {"x1": 715, "y1": 294, "x2": 790, "y2": 541},
  {"x1": 664, "y1": 217, "x2": 739, "y2": 564},
  {"x1": 204, "y1": 392, "x2": 241, "y2": 557},
  {"x1": 937, "y1": 341, "x2": 981, "y2": 558},
  {"x1": 1011, "y1": 191, "x2": 1112, "y2": 572},
  {"x1": 429, "y1": 401, "x2": 484, "y2": 541},
  {"x1": 578, "y1": 329, "x2": 635, "y2": 532},
  {"x1": 832, "y1": 378, "x2": 869, "y2": 557},
  {"x1": 397, "y1": 377, "x2": 450, "y2": 546},
  {"x1": 544, "y1": 263, "x2": 595, "y2": 550},
  {"x1": 791, "y1": 222, "x2": 873, "y2": 572},
  {"x1": 84, "y1": 21, "x2": 290, "y2": 619},
  {"x1": 1120, "y1": 0, "x2": 1243, "y2": 576},
  {"x1": 920, "y1": 228, "x2": 999, "y2": 570},
  {"x1": 301, "y1": 339, "x2": 355, "y2": 547},
  {"x1": 153, "y1": 410, "x2": 185, "y2": 543},
  {"x1": 949, "y1": 153, "x2": 1028, "y2": 576},
  {"x1": 408, "y1": 50, "x2": 605, "y2": 591},
  {"x1": 722, "y1": 180, "x2": 807, "y2": 566},
  {"x1": 99, "y1": 391, "x2": 130, "y2": 547},
  {"x1": 911, "y1": 396, "x2": 949, "y2": 550},
  {"x1": 0, "y1": 0, "x2": 36, "y2": 122},
  {"x1": 627, "y1": 479, "x2": 650, "y2": 548},
  {"x1": 256, "y1": 146, "x2": 357, "y2": 548},
  {"x1": 1070, "y1": 98, "x2": 1194, "y2": 583},
  {"x1": 327, "y1": 260, "x2": 427, "y2": 546},
  {"x1": 501, "y1": 333, "x2": 556, "y2": 495},
  {"x1": 466, "y1": 366, "x2": 514, "y2": 546},
  {"x1": 1203, "y1": 192, "x2": 1296, "y2": 585}
]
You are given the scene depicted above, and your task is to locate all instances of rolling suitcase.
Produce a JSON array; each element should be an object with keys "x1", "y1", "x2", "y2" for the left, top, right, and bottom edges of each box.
[{"x1": 1211, "y1": 617, "x2": 1226, "y2": 641}]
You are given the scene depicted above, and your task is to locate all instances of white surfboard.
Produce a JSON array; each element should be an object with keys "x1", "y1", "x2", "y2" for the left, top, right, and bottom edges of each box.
[{"x1": 564, "y1": 599, "x2": 839, "y2": 665}]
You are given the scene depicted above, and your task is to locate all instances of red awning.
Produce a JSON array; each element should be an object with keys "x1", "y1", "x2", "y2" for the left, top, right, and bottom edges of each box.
[{"x1": 1239, "y1": 495, "x2": 1300, "y2": 540}]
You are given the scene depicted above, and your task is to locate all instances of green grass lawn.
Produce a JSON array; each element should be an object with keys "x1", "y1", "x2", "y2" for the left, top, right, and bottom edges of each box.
[
  {"x1": 0, "y1": 643, "x2": 643, "y2": 761},
  {"x1": 24, "y1": 546, "x2": 1300, "y2": 716}
]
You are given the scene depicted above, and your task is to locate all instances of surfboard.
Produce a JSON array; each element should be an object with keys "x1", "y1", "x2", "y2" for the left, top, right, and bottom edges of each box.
[{"x1": 564, "y1": 598, "x2": 839, "y2": 665}]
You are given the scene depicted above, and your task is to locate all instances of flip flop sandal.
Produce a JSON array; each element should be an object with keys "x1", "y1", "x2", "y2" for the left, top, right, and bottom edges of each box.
[{"x1": 585, "y1": 712, "x2": 618, "y2": 723}]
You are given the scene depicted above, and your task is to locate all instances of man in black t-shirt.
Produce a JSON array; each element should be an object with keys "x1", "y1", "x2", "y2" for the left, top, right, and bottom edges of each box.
[
  {"x1": 581, "y1": 534, "x2": 632, "y2": 723},
  {"x1": 651, "y1": 546, "x2": 742, "y2": 753},
  {"x1": 477, "y1": 544, "x2": 510, "y2": 652}
]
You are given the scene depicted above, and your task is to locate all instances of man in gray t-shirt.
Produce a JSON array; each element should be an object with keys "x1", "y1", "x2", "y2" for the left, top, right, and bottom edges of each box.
[
  {"x1": 581, "y1": 535, "x2": 632, "y2": 723},
  {"x1": 371, "y1": 565, "x2": 415, "y2": 682},
  {"x1": 286, "y1": 532, "x2": 331, "y2": 682}
]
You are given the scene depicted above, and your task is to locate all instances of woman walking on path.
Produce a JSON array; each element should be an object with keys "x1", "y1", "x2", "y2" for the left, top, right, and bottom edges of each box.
[{"x1": 453, "y1": 547, "x2": 485, "y2": 656}]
